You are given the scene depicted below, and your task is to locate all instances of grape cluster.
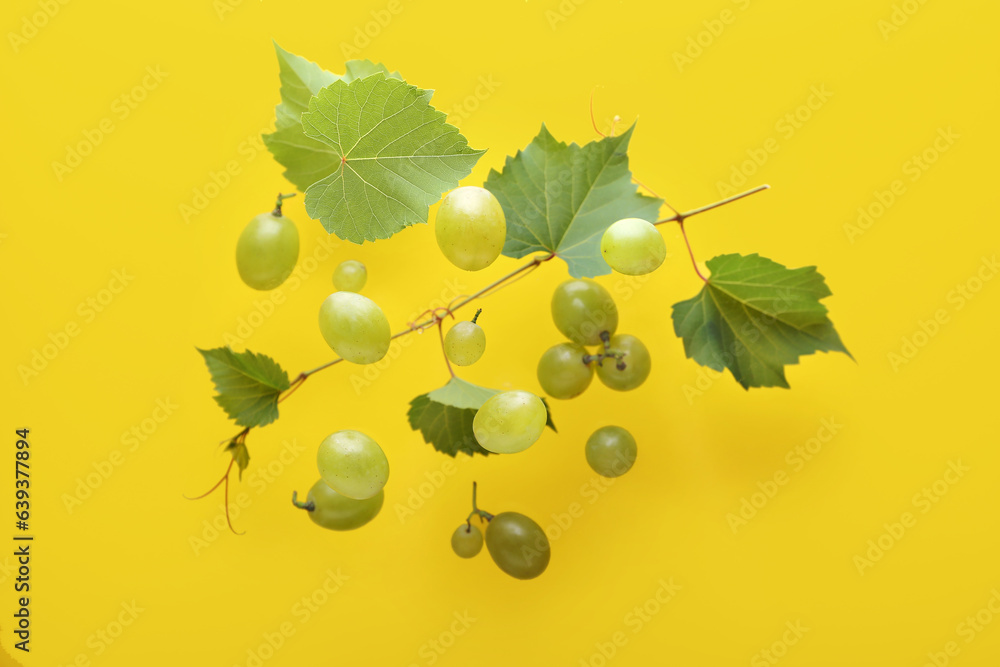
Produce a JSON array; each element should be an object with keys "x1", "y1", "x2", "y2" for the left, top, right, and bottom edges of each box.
[
  {"x1": 541, "y1": 278, "x2": 652, "y2": 397},
  {"x1": 450, "y1": 484, "x2": 551, "y2": 580},
  {"x1": 235, "y1": 189, "x2": 650, "y2": 572}
]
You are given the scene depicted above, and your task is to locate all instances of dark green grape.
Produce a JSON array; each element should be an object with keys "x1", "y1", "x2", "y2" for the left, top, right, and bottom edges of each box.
[
  {"x1": 550, "y1": 279, "x2": 618, "y2": 346},
  {"x1": 485, "y1": 512, "x2": 550, "y2": 580},
  {"x1": 451, "y1": 523, "x2": 484, "y2": 558},
  {"x1": 333, "y1": 260, "x2": 367, "y2": 292},
  {"x1": 537, "y1": 342, "x2": 594, "y2": 399},
  {"x1": 305, "y1": 479, "x2": 384, "y2": 531},
  {"x1": 585, "y1": 426, "x2": 637, "y2": 478},
  {"x1": 597, "y1": 334, "x2": 651, "y2": 391}
]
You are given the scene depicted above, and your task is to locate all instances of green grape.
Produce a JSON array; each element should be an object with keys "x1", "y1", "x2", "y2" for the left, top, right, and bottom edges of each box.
[
  {"x1": 236, "y1": 212, "x2": 299, "y2": 291},
  {"x1": 305, "y1": 479, "x2": 384, "y2": 531},
  {"x1": 435, "y1": 186, "x2": 506, "y2": 271},
  {"x1": 537, "y1": 342, "x2": 594, "y2": 399},
  {"x1": 333, "y1": 260, "x2": 367, "y2": 292},
  {"x1": 316, "y1": 430, "x2": 389, "y2": 500},
  {"x1": 597, "y1": 334, "x2": 651, "y2": 391},
  {"x1": 550, "y1": 279, "x2": 618, "y2": 346},
  {"x1": 600, "y1": 217, "x2": 666, "y2": 276},
  {"x1": 451, "y1": 523, "x2": 484, "y2": 558},
  {"x1": 318, "y1": 292, "x2": 391, "y2": 364},
  {"x1": 585, "y1": 426, "x2": 637, "y2": 478},
  {"x1": 444, "y1": 321, "x2": 486, "y2": 366},
  {"x1": 473, "y1": 390, "x2": 547, "y2": 454},
  {"x1": 485, "y1": 512, "x2": 550, "y2": 580}
]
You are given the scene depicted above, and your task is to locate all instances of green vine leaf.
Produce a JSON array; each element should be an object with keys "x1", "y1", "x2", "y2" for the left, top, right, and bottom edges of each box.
[
  {"x1": 197, "y1": 347, "x2": 291, "y2": 428},
  {"x1": 263, "y1": 43, "x2": 402, "y2": 191},
  {"x1": 484, "y1": 124, "x2": 663, "y2": 278},
  {"x1": 300, "y1": 73, "x2": 485, "y2": 243},
  {"x1": 671, "y1": 253, "x2": 851, "y2": 389},
  {"x1": 227, "y1": 438, "x2": 250, "y2": 480},
  {"x1": 408, "y1": 378, "x2": 556, "y2": 458}
]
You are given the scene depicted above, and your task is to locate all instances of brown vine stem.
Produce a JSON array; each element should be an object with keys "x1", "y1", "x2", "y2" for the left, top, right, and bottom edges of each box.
[
  {"x1": 193, "y1": 186, "x2": 769, "y2": 534},
  {"x1": 654, "y1": 184, "x2": 770, "y2": 282}
]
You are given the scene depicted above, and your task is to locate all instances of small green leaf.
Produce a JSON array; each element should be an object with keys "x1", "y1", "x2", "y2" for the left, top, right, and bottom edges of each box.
[
  {"x1": 671, "y1": 254, "x2": 851, "y2": 389},
  {"x1": 301, "y1": 73, "x2": 485, "y2": 243},
  {"x1": 197, "y1": 347, "x2": 291, "y2": 427},
  {"x1": 484, "y1": 124, "x2": 662, "y2": 278},
  {"x1": 227, "y1": 438, "x2": 250, "y2": 480},
  {"x1": 407, "y1": 378, "x2": 556, "y2": 457},
  {"x1": 263, "y1": 43, "x2": 403, "y2": 191}
]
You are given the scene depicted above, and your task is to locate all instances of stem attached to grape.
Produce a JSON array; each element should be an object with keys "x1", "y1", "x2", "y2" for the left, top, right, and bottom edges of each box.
[
  {"x1": 291, "y1": 491, "x2": 315, "y2": 512},
  {"x1": 471, "y1": 308, "x2": 482, "y2": 324},
  {"x1": 272, "y1": 192, "x2": 297, "y2": 217},
  {"x1": 654, "y1": 184, "x2": 771, "y2": 283},
  {"x1": 466, "y1": 481, "x2": 494, "y2": 524},
  {"x1": 200, "y1": 188, "x2": 767, "y2": 534},
  {"x1": 582, "y1": 331, "x2": 626, "y2": 368}
]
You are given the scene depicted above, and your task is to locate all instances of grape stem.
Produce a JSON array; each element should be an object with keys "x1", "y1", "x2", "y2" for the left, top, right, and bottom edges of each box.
[
  {"x1": 582, "y1": 330, "x2": 626, "y2": 368},
  {"x1": 654, "y1": 184, "x2": 771, "y2": 283},
  {"x1": 272, "y1": 192, "x2": 296, "y2": 217},
  {"x1": 199, "y1": 187, "x2": 768, "y2": 534},
  {"x1": 291, "y1": 491, "x2": 315, "y2": 512},
  {"x1": 471, "y1": 308, "x2": 482, "y2": 324},
  {"x1": 437, "y1": 318, "x2": 456, "y2": 379},
  {"x1": 466, "y1": 481, "x2": 494, "y2": 524}
]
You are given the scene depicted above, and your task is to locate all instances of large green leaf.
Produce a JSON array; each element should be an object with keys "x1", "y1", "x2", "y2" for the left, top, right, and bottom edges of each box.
[
  {"x1": 484, "y1": 124, "x2": 662, "y2": 278},
  {"x1": 300, "y1": 73, "x2": 484, "y2": 243},
  {"x1": 408, "y1": 378, "x2": 556, "y2": 458},
  {"x1": 263, "y1": 43, "x2": 402, "y2": 191},
  {"x1": 671, "y1": 254, "x2": 851, "y2": 389},
  {"x1": 197, "y1": 347, "x2": 291, "y2": 427}
]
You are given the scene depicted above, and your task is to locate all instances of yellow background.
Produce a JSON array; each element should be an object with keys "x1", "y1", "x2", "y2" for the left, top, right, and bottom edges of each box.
[{"x1": 3, "y1": 0, "x2": 999, "y2": 664}]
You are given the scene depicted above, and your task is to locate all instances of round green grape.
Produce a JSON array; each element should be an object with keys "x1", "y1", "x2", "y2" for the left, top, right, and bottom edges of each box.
[
  {"x1": 451, "y1": 523, "x2": 484, "y2": 558},
  {"x1": 236, "y1": 212, "x2": 299, "y2": 291},
  {"x1": 435, "y1": 186, "x2": 506, "y2": 271},
  {"x1": 485, "y1": 512, "x2": 550, "y2": 580},
  {"x1": 305, "y1": 479, "x2": 384, "y2": 531},
  {"x1": 550, "y1": 279, "x2": 618, "y2": 346},
  {"x1": 600, "y1": 218, "x2": 666, "y2": 275},
  {"x1": 473, "y1": 391, "x2": 547, "y2": 454},
  {"x1": 333, "y1": 260, "x2": 367, "y2": 292},
  {"x1": 444, "y1": 321, "x2": 486, "y2": 366},
  {"x1": 318, "y1": 291, "x2": 391, "y2": 364},
  {"x1": 537, "y1": 342, "x2": 594, "y2": 399},
  {"x1": 585, "y1": 426, "x2": 637, "y2": 478},
  {"x1": 316, "y1": 430, "x2": 389, "y2": 500},
  {"x1": 597, "y1": 334, "x2": 651, "y2": 391}
]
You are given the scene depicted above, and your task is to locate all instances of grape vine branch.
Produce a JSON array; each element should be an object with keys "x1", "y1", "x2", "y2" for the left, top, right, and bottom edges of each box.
[{"x1": 192, "y1": 185, "x2": 769, "y2": 531}]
